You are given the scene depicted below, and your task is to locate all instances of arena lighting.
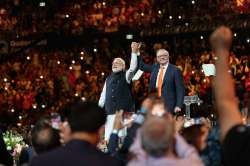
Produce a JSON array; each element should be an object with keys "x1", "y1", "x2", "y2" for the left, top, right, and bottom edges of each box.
[
  {"x1": 80, "y1": 51, "x2": 84, "y2": 55},
  {"x1": 57, "y1": 61, "x2": 60, "y2": 64},
  {"x1": 4, "y1": 87, "x2": 8, "y2": 90},
  {"x1": 158, "y1": 10, "x2": 162, "y2": 15},
  {"x1": 19, "y1": 116, "x2": 22, "y2": 120},
  {"x1": 93, "y1": 48, "x2": 97, "y2": 52},
  {"x1": 101, "y1": 72, "x2": 105, "y2": 76},
  {"x1": 40, "y1": 75, "x2": 43, "y2": 79},
  {"x1": 141, "y1": 12, "x2": 144, "y2": 16},
  {"x1": 65, "y1": 14, "x2": 69, "y2": 18},
  {"x1": 247, "y1": 38, "x2": 250, "y2": 43},
  {"x1": 33, "y1": 105, "x2": 37, "y2": 109},
  {"x1": 17, "y1": 123, "x2": 22, "y2": 127},
  {"x1": 4, "y1": 78, "x2": 7, "y2": 82},
  {"x1": 192, "y1": 0, "x2": 195, "y2": 4},
  {"x1": 81, "y1": 97, "x2": 86, "y2": 101},
  {"x1": 72, "y1": 60, "x2": 75, "y2": 64},
  {"x1": 126, "y1": 34, "x2": 133, "y2": 40},
  {"x1": 75, "y1": 93, "x2": 79, "y2": 97},
  {"x1": 200, "y1": 36, "x2": 204, "y2": 40},
  {"x1": 191, "y1": 70, "x2": 195, "y2": 74},
  {"x1": 41, "y1": 104, "x2": 46, "y2": 108},
  {"x1": 178, "y1": 15, "x2": 182, "y2": 19},
  {"x1": 39, "y1": 2, "x2": 46, "y2": 7},
  {"x1": 234, "y1": 33, "x2": 237, "y2": 37},
  {"x1": 185, "y1": 22, "x2": 189, "y2": 26},
  {"x1": 80, "y1": 56, "x2": 84, "y2": 60},
  {"x1": 85, "y1": 70, "x2": 90, "y2": 74},
  {"x1": 11, "y1": 109, "x2": 15, "y2": 113},
  {"x1": 102, "y1": 2, "x2": 106, "y2": 6},
  {"x1": 26, "y1": 56, "x2": 30, "y2": 60},
  {"x1": 169, "y1": 16, "x2": 173, "y2": 19},
  {"x1": 69, "y1": 66, "x2": 73, "y2": 70}
]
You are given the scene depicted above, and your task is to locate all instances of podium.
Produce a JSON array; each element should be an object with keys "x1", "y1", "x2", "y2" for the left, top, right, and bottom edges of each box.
[{"x1": 184, "y1": 95, "x2": 203, "y2": 119}]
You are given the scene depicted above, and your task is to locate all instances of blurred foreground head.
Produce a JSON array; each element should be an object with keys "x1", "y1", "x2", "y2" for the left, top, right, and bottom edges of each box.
[
  {"x1": 68, "y1": 101, "x2": 107, "y2": 145},
  {"x1": 141, "y1": 115, "x2": 175, "y2": 158},
  {"x1": 31, "y1": 119, "x2": 61, "y2": 154}
]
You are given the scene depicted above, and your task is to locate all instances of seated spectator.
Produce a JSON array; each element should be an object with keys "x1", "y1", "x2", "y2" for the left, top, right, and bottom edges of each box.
[
  {"x1": 128, "y1": 115, "x2": 204, "y2": 166},
  {"x1": 30, "y1": 101, "x2": 123, "y2": 166}
]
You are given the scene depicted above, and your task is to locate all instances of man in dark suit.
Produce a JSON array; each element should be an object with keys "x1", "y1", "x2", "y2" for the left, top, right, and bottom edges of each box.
[
  {"x1": 139, "y1": 49, "x2": 185, "y2": 113},
  {"x1": 30, "y1": 101, "x2": 123, "y2": 166}
]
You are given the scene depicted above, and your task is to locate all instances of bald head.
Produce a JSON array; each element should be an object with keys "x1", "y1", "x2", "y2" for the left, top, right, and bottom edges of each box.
[
  {"x1": 141, "y1": 116, "x2": 175, "y2": 158},
  {"x1": 156, "y1": 49, "x2": 169, "y2": 66}
]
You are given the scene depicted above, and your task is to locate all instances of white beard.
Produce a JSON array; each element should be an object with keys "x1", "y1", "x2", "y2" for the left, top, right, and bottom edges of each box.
[{"x1": 112, "y1": 68, "x2": 123, "y2": 73}]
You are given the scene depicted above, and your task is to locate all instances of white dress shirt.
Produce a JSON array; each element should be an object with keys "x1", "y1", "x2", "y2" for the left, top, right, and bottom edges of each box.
[{"x1": 156, "y1": 63, "x2": 169, "y2": 88}]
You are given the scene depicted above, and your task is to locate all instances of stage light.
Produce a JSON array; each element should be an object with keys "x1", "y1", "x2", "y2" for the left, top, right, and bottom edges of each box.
[
  {"x1": 65, "y1": 14, "x2": 69, "y2": 18},
  {"x1": 158, "y1": 10, "x2": 162, "y2": 15},
  {"x1": 19, "y1": 116, "x2": 22, "y2": 120},
  {"x1": 101, "y1": 72, "x2": 105, "y2": 76},
  {"x1": 200, "y1": 36, "x2": 204, "y2": 40},
  {"x1": 93, "y1": 48, "x2": 97, "y2": 52},
  {"x1": 234, "y1": 33, "x2": 237, "y2": 37},
  {"x1": 81, "y1": 97, "x2": 86, "y2": 101},
  {"x1": 33, "y1": 105, "x2": 37, "y2": 109},
  {"x1": 11, "y1": 109, "x2": 15, "y2": 113},
  {"x1": 85, "y1": 70, "x2": 90, "y2": 74},
  {"x1": 27, "y1": 56, "x2": 30, "y2": 60},
  {"x1": 57, "y1": 61, "x2": 60, "y2": 64},
  {"x1": 4, "y1": 87, "x2": 8, "y2": 91},
  {"x1": 75, "y1": 93, "x2": 79, "y2": 97},
  {"x1": 4, "y1": 78, "x2": 7, "y2": 82},
  {"x1": 80, "y1": 56, "x2": 84, "y2": 60},
  {"x1": 247, "y1": 38, "x2": 250, "y2": 43},
  {"x1": 126, "y1": 34, "x2": 133, "y2": 40},
  {"x1": 69, "y1": 66, "x2": 73, "y2": 70},
  {"x1": 80, "y1": 51, "x2": 84, "y2": 55},
  {"x1": 17, "y1": 123, "x2": 22, "y2": 127},
  {"x1": 40, "y1": 75, "x2": 43, "y2": 79},
  {"x1": 141, "y1": 12, "x2": 144, "y2": 16},
  {"x1": 39, "y1": 2, "x2": 46, "y2": 7},
  {"x1": 185, "y1": 23, "x2": 189, "y2": 26},
  {"x1": 192, "y1": 0, "x2": 195, "y2": 4},
  {"x1": 191, "y1": 70, "x2": 195, "y2": 74},
  {"x1": 178, "y1": 15, "x2": 182, "y2": 19},
  {"x1": 102, "y1": 2, "x2": 106, "y2": 6},
  {"x1": 169, "y1": 16, "x2": 173, "y2": 19},
  {"x1": 41, "y1": 104, "x2": 46, "y2": 108},
  {"x1": 72, "y1": 60, "x2": 75, "y2": 64}
]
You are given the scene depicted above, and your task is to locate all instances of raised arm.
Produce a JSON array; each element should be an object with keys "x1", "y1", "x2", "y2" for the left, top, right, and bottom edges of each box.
[
  {"x1": 98, "y1": 80, "x2": 106, "y2": 108},
  {"x1": 210, "y1": 26, "x2": 242, "y2": 141},
  {"x1": 126, "y1": 42, "x2": 140, "y2": 83},
  {"x1": 138, "y1": 56, "x2": 153, "y2": 73}
]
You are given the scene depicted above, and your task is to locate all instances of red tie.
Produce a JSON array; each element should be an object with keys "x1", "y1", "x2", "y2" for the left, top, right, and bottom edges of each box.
[{"x1": 158, "y1": 67, "x2": 164, "y2": 97}]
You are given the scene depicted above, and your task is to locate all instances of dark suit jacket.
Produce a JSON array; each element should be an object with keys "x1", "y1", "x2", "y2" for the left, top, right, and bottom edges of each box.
[
  {"x1": 139, "y1": 59, "x2": 185, "y2": 112},
  {"x1": 29, "y1": 139, "x2": 123, "y2": 166}
]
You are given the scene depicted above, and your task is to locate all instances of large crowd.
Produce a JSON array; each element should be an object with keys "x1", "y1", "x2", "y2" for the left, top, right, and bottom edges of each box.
[
  {"x1": 0, "y1": 1, "x2": 249, "y2": 166},
  {"x1": 1, "y1": 0, "x2": 250, "y2": 35},
  {"x1": 0, "y1": 36, "x2": 249, "y2": 129},
  {"x1": 0, "y1": 26, "x2": 249, "y2": 166}
]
